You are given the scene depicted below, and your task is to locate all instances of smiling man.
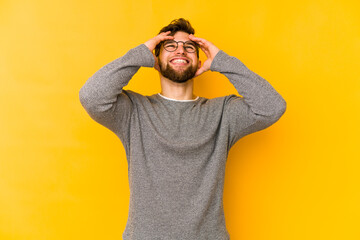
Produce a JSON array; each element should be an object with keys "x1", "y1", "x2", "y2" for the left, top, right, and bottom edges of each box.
[
  {"x1": 157, "y1": 33, "x2": 199, "y2": 83},
  {"x1": 79, "y1": 18, "x2": 287, "y2": 240}
]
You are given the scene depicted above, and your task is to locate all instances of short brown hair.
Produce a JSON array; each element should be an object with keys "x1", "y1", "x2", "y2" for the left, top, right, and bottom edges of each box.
[{"x1": 154, "y1": 18, "x2": 200, "y2": 58}]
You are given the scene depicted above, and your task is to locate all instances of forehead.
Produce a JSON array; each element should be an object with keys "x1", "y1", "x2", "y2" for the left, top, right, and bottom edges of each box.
[{"x1": 171, "y1": 31, "x2": 190, "y2": 41}]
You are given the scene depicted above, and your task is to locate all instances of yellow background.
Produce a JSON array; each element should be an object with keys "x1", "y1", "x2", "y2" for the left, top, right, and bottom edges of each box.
[{"x1": 1, "y1": 0, "x2": 359, "y2": 239}]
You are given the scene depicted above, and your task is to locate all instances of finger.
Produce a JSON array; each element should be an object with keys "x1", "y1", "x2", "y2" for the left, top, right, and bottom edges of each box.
[
  {"x1": 188, "y1": 34, "x2": 204, "y2": 40},
  {"x1": 189, "y1": 35, "x2": 215, "y2": 50},
  {"x1": 189, "y1": 36, "x2": 210, "y2": 51},
  {"x1": 197, "y1": 43, "x2": 211, "y2": 58},
  {"x1": 189, "y1": 35, "x2": 208, "y2": 44},
  {"x1": 190, "y1": 35, "x2": 219, "y2": 58},
  {"x1": 161, "y1": 35, "x2": 174, "y2": 40},
  {"x1": 161, "y1": 31, "x2": 172, "y2": 35},
  {"x1": 159, "y1": 31, "x2": 173, "y2": 37},
  {"x1": 192, "y1": 39, "x2": 207, "y2": 48},
  {"x1": 194, "y1": 67, "x2": 207, "y2": 77},
  {"x1": 157, "y1": 32, "x2": 174, "y2": 42}
]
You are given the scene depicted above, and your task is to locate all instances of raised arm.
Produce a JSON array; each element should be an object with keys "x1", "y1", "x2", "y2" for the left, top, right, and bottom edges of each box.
[
  {"x1": 79, "y1": 32, "x2": 174, "y2": 134},
  {"x1": 79, "y1": 44, "x2": 153, "y2": 134},
  {"x1": 189, "y1": 35, "x2": 287, "y2": 147}
]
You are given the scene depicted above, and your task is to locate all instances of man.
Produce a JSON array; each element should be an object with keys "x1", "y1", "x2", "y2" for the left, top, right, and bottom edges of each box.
[{"x1": 79, "y1": 18, "x2": 286, "y2": 240}]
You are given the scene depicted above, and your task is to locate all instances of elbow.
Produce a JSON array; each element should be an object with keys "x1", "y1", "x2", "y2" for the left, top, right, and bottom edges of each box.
[
  {"x1": 79, "y1": 85, "x2": 94, "y2": 111},
  {"x1": 79, "y1": 86, "x2": 88, "y2": 107},
  {"x1": 78, "y1": 86, "x2": 106, "y2": 122},
  {"x1": 268, "y1": 97, "x2": 287, "y2": 123},
  {"x1": 79, "y1": 84, "x2": 116, "y2": 116},
  {"x1": 256, "y1": 96, "x2": 287, "y2": 126},
  {"x1": 275, "y1": 97, "x2": 287, "y2": 118}
]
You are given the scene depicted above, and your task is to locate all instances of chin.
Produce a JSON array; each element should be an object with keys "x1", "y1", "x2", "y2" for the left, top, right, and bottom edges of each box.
[{"x1": 160, "y1": 63, "x2": 197, "y2": 83}]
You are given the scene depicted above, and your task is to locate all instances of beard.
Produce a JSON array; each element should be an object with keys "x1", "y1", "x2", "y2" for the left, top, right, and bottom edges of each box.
[{"x1": 159, "y1": 59, "x2": 198, "y2": 83}]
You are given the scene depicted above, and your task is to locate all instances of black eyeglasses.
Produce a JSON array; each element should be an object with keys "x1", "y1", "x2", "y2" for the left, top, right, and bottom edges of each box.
[{"x1": 163, "y1": 40, "x2": 198, "y2": 53}]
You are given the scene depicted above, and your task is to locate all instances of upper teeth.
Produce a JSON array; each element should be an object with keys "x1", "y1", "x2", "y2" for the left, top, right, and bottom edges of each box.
[{"x1": 172, "y1": 59, "x2": 187, "y2": 63}]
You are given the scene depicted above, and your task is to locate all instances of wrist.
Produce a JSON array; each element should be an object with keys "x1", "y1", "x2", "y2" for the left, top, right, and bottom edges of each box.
[{"x1": 144, "y1": 41, "x2": 155, "y2": 52}]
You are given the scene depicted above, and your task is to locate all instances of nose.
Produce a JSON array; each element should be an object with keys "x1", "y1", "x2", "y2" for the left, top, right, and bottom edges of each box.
[{"x1": 175, "y1": 42, "x2": 186, "y2": 54}]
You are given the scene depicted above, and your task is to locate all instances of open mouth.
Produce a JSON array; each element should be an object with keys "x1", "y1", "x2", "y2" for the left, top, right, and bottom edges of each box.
[{"x1": 170, "y1": 58, "x2": 189, "y2": 65}]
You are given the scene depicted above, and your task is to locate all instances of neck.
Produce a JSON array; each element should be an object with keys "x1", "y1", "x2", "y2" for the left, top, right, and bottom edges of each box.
[{"x1": 159, "y1": 75, "x2": 197, "y2": 100}]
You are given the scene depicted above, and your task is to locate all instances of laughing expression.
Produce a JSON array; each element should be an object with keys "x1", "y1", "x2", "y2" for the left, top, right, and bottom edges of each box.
[{"x1": 158, "y1": 31, "x2": 200, "y2": 83}]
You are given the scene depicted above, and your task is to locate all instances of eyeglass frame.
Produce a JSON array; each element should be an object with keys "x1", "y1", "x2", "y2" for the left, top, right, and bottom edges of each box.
[{"x1": 161, "y1": 40, "x2": 200, "y2": 55}]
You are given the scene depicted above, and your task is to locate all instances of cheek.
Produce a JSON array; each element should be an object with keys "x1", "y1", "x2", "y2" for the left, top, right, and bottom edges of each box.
[
  {"x1": 159, "y1": 48, "x2": 169, "y2": 58},
  {"x1": 158, "y1": 57, "x2": 168, "y2": 70},
  {"x1": 159, "y1": 54, "x2": 170, "y2": 64}
]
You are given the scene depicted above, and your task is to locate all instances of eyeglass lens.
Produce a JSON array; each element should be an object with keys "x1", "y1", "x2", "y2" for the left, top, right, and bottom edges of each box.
[{"x1": 163, "y1": 41, "x2": 196, "y2": 53}]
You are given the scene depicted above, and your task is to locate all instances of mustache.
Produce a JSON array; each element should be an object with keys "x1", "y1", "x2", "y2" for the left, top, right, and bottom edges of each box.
[{"x1": 159, "y1": 60, "x2": 198, "y2": 83}]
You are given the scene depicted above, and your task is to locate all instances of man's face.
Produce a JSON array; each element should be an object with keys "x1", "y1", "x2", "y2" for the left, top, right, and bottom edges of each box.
[{"x1": 158, "y1": 31, "x2": 200, "y2": 83}]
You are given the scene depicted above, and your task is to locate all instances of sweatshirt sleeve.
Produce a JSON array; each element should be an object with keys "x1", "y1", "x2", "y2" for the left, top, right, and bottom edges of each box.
[
  {"x1": 79, "y1": 44, "x2": 155, "y2": 139},
  {"x1": 210, "y1": 50, "x2": 287, "y2": 148}
]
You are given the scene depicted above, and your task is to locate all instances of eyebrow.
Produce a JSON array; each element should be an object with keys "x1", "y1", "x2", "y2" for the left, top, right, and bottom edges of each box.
[
  {"x1": 164, "y1": 40, "x2": 196, "y2": 45},
  {"x1": 185, "y1": 41, "x2": 196, "y2": 45}
]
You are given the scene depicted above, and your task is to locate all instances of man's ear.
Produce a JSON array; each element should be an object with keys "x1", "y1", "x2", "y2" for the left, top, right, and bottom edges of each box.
[{"x1": 197, "y1": 60, "x2": 202, "y2": 69}]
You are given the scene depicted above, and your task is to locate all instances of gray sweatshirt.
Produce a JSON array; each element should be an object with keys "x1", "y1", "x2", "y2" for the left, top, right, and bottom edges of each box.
[{"x1": 79, "y1": 44, "x2": 287, "y2": 240}]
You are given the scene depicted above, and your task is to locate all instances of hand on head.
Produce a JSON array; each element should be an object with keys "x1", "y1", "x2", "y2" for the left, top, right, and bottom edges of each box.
[
  {"x1": 144, "y1": 31, "x2": 220, "y2": 76},
  {"x1": 144, "y1": 31, "x2": 174, "y2": 72},
  {"x1": 188, "y1": 34, "x2": 220, "y2": 77}
]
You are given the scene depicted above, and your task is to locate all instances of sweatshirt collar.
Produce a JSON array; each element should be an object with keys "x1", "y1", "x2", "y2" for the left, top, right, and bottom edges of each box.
[{"x1": 157, "y1": 93, "x2": 199, "y2": 102}]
